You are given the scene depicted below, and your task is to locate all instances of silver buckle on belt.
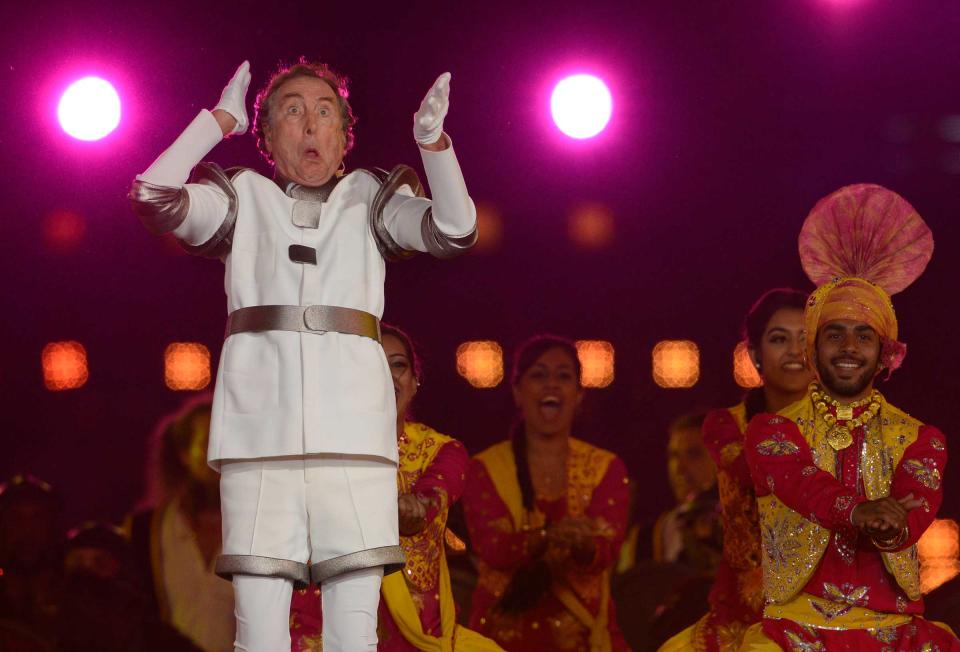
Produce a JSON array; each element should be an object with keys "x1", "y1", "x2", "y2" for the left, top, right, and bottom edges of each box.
[{"x1": 302, "y1": 305, "x2": 328, "y2": 333}]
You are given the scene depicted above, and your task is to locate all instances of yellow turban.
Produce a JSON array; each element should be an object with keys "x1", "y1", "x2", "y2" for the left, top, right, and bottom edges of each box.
[{"x1": 804, "y1": 276, "x2": 905, "y2": 375}]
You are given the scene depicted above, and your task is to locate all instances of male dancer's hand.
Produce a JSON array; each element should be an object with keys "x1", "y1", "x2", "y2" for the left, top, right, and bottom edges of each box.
[
  {"x1": 852, "y1": 496, "x2": 909, "y2": 534},
  {"x1": 414, "y1": 72, "x2": 451, "y2": 151},
  {"x1": 212, "y1": 61, "x2": 251, "y2": 137}
]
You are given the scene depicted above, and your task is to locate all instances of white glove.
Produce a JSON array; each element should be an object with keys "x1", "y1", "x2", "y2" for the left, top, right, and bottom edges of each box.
[
  {"x1": 214, "y1": 61, "x2": 251, "y2": 136},
  {"x1": 413, "y1": 72, "x2": 451, "y2": 145}
]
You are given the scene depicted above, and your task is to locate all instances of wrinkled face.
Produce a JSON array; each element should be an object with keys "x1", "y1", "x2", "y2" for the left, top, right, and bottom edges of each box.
[
  {"x1": 382, "y1": 334, "x2": 417, "y2": 419},
  {"x1": 264, "y1": 76, "x2": 346, "y2": 187},
  {"x1": 815, "y1": 319, "x2": 881, "y2": 400},
  {"x1": 667, "y1": 426, "x2": 716, "y2": 503},
  {"x1": 751, "y1": 307, "x2": 814, "y2": 395},
  {"x1": 512, "y1": 347, "x2": 584, "y2": 437},
  {"x1": 180, "y1": 411, "x2": 217, "y2": 487}
]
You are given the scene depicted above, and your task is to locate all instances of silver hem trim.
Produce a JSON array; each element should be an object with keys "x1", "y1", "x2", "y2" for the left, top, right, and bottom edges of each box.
[
  {"x1": 179, "y1": 162, "x2": 242, "y2": 259},
  {"x1": 215, "y1": 554, "x2": 310, "y2": 589},
  {"x1": 310, "y1": 545, "x2": 405, "y2": 584}
]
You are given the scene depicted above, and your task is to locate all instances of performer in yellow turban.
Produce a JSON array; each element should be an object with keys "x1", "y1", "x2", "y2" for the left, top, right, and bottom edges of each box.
[{"x1": 740, "y1": 184, "x2": 960, "y2": 650}]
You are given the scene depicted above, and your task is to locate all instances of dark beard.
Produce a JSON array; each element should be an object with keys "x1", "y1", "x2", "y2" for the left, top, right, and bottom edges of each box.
[{"x1": 817, "y1": 358, "x2": 879, "y2": 398}]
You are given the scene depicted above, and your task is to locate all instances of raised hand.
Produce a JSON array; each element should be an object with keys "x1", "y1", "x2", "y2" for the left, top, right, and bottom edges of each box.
[
  {"x1": 413, "y1": 72, "x2": 451, "y2": 147},
  {"x1": 213, "y1": 61, "x2": 252, "y2": 137}
]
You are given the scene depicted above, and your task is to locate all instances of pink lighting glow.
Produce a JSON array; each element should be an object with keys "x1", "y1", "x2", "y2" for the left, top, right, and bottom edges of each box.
[
  {"x1": 57, "y1": 77, "x2": 121, "y2": 141},
  {"x1": 550, "y1": 74, "x2": 612, "y2": 139}
]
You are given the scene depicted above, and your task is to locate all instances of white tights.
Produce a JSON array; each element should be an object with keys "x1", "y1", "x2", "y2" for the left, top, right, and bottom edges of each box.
[{"x1": 233, "y1": 566, "x2": 383, "y2": 651}]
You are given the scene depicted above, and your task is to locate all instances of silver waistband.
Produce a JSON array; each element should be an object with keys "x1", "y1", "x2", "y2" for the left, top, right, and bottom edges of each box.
[{"x1": 225, "y1": 304, "x2": 381, "y2": 342}]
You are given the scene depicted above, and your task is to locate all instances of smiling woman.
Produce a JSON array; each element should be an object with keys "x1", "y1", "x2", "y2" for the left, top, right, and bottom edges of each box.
[{"x1": 463, "y1": 335, "x2": 630, "y2": 652}]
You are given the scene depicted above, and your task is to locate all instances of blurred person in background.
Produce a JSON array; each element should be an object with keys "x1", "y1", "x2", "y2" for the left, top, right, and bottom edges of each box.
[
  {"x1": 463, "y1": 335, "x2": 630, "y2": 651},
  {"x1": 290, "y1": 324, "x2": 500, "y2": 651},
  {"x1": 127, "y1": 395, "x2": 234, "y2": 652},
  {"x1": 0, "y1": 473, "x2": 63, "y2": 651},
  {"x1": 58, "y1": 521, "x2": 201, "y2": 652},
  {"x1": 614, "y1": 413, "x2": 722, "y2": 651},
  {"x1": 659, "y1": 287, "x2": 813, "y2": 651}
]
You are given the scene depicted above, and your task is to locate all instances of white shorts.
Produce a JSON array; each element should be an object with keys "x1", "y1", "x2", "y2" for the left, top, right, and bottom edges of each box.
[{"x1": 215, "y1": 454, "x2": 402, "y2": 587}]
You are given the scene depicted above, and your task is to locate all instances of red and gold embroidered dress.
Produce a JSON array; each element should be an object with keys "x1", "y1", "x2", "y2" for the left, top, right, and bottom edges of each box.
[
  {"x1": 741, "y1": 390, "x2": 959, "y2": 650},
  {"x1": 462, "y1": 438, "x2": 630, "y2": 651},
  {"x1": 663, "y1": 402, "x2": 765, "y2": 651}
]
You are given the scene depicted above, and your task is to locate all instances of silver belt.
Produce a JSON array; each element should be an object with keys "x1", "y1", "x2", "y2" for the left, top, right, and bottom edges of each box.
[{"x1": 225, "y1": 304, "x2": 381, "y2": 342}]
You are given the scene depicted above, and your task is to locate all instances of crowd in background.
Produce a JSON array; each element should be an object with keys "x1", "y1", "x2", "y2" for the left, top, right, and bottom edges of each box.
[{"x1": 3, "y1": 301, "x2": 959, "y2": 651}]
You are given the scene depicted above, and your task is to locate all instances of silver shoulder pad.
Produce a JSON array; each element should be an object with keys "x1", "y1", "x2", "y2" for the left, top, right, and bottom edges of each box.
[{"x1": 364, "y1": 165, "x2": 424, "y2": 262}]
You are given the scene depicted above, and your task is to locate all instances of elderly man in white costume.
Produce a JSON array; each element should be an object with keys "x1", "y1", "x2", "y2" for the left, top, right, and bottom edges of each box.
[{"x1": 129, "y1": 60, "x2": 476, "y2": 651}]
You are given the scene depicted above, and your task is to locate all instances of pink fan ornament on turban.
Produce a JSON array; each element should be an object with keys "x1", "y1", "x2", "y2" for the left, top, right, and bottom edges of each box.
[{"x1": 798, "y1": 183, "x2": 934, "y2": 376}]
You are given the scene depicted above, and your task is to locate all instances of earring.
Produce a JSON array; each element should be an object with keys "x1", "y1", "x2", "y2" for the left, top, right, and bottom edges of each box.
[{"x1": 335, "y1": 160, "x2": 346, "y2": 177}]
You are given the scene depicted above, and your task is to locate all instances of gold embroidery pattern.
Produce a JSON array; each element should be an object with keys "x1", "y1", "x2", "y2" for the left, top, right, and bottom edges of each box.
[
  {"x1": 396, "y1": 422, "x2": 456, "y2": 593},
  {"x1": 903, "y1": 458, "x2": 942, "y2": 490},
  {"x1": 784, "y1": 629, "x2": 826, "y2": 652},
  {"x1": 822, "y1": 582, "x2": 869, "y2": 606},
  {"x1": 930, "y1": 437, "x2": 945, "y2": 451},
  {"x1": 756, "y1": 433, "x2": 800, "y2": 456}
]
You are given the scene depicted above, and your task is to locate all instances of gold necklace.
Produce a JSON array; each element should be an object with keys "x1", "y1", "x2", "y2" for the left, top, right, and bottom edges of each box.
[{"x1": 810, "y1": 384, "x2": 881, "y2": 451}]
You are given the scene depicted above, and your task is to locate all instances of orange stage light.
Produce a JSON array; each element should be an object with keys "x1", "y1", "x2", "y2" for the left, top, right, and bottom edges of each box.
[
  {"x1": 42, "y1": 341, "x2": 89, "y2": 391},
  {"x1": 568, "y1": 202, "x2": 615, "y2": 249},
  {"x1": 576, "y1": 340, "x2": 615, "y2": 388},
  {"x1": 164, "y1": 342, "x2": 211, "y2": 391},
  {"x1": 456, "y1": 341, "x2": 504, "y2": 388},
  {"x1": 733, "y1": 341, "x2": 763, "y2": 389},
  {"x1": 652, "y1": 340, "x2": 699, "y2": 388},
  {"x1": 918, "y1": 518, "x2": 960, "y2": 594},
  {"x1": 474, "y1": 201, "x2": 504, "y2": 252}
]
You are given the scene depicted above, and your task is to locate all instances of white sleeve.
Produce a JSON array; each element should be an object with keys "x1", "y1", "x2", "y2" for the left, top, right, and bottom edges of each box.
[
  {"x1": 130, "y1": 110, "x2": 232, "y2": 246},
  {"x1": 381, "y1": 138, "x2": 477, "y2": 258}
]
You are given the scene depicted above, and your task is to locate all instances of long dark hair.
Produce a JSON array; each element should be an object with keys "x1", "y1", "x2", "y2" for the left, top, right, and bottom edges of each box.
[
  {"x1": 740, "y1": 288, "x2": 808, "y2": 420},
  {"x1": 498, "y1": 335, "x2": 581, "y2": 614}
]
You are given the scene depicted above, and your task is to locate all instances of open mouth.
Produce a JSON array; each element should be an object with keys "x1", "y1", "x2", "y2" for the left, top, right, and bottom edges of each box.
[
  {"x1": 539, "y1": 395, "x2": 562, "y2": 420},
  {"x1": 304, "y1": 147, "x2": 320, "y2": 159}
]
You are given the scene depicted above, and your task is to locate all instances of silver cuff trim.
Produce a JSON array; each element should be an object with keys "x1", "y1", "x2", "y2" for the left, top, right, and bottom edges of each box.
[
  {"x1": 310, "y1": 545, "x2": 406, "y2": 584},
  {"x1": 180, "y1": 162, "x2": 242, "y2": 259},
  {"x1": 129, "y1": 179, "x2": 190, "y2": 235},
  {"x1": 366, "y1": 165, "x2": 423, "y2": 262},
  {"x1": 420, "y1": 207, "x2": 478, "y2": 259},
  {"x1": 225, "y1": 304, "x2": 381, "y2": 342},
  {"x1": 215, "y1": 554, "x2": 310, "y2": 589}
]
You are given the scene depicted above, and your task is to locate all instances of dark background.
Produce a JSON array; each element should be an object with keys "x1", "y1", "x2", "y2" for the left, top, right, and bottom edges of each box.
[{"x1": 1, "y1": 0, "x2": 957, "y2": 528}]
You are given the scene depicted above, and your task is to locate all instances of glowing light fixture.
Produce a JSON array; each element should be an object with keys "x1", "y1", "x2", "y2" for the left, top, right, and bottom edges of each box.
[
  {"x1": 57, "y1": 77, "x2": 121, "y2": 141},
  {"x1": 550, "y1": 74, "x2": 612, "y2": 139},
  {"x1": 733, "y1": 341, "x2": 763, "y2": 389},
  {"x1": 456, "y1": 341, "x2": 504, "y2": 388},
  {"x1": 918, "y1": 519, "x2": 960, "y2": 594},
  {"x1": 42, "y1": 341, "x2": 89, "y2": 390},
  {"x1": 652, "y1": 340, "x2": 699, "y2": 389},
  {"x1": 165, "y1": 342, "x2": 212, "y2": 391},
  {"x1": 568, "y1": 202, "x2": 615, "y2": 249},
  {"x1": 576, "y1": 340, "x2": 615, "y2": 388}
]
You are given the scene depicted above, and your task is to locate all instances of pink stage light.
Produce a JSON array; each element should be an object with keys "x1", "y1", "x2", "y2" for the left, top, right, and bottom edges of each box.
[
  {"x1": 57, "y1": 77, "x2": 121, "y2": 141},
  {"x1": 550, "y1": 74, "x2": 612, "y2": 139}
]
